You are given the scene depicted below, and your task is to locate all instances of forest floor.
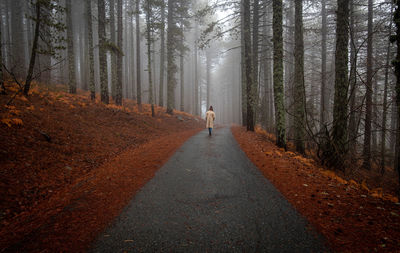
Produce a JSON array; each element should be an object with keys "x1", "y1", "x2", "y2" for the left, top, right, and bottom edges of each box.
[
  {"x1": 0, "y1": 82, "x2": 204, "y2": 252},
  {"x1": 2, "y1": 81, "x2": 400, "y2": 252},
  {"x1": 232, "y1": 126, "x2": 400, "y2": 252}
]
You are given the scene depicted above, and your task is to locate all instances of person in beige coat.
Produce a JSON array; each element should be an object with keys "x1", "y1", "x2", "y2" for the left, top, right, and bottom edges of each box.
[{"x1": 206, "y1": 106, "x2": 215, "y2": 136}]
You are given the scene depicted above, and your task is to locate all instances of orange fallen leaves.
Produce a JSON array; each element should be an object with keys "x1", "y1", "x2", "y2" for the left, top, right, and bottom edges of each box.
[{"x1": 1, "y1": 118, "x2": 23, "y2": 127}]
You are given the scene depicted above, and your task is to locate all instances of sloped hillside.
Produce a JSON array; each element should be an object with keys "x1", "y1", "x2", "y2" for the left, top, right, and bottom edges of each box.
[{"x1": 0, "y1": 83, "x2": 204, "y2": 252}]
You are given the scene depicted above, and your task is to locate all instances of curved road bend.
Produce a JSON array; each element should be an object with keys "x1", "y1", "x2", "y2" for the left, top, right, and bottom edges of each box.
[{"x1": 91, "y1": 127, "x2": 327, "y2": 252}]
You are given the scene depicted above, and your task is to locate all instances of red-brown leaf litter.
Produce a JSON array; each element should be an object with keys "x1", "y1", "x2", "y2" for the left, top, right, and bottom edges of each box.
[
  {"x1": 0, "y1": 83, "x2": 204, "y2": 252},
  {"x1": 2, "y1": 82, "x2": 400, "y2": 252},
  {"x1": 232, "y1": 126, "x2": 400, "y2": 252}
]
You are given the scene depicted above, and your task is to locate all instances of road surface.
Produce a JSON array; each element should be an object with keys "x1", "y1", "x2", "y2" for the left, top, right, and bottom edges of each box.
[{"x1": 91, "y1": 127, "x2": 326, "y2": 252}]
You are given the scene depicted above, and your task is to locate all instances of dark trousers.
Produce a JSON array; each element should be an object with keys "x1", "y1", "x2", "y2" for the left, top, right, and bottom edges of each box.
[{"x1": 208, "y1": 128, "x2": 212, "y2": 135}]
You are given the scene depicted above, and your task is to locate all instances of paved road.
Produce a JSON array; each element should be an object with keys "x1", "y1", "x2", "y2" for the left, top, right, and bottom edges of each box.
[{"x1": 91, "y1": 127, "x2": 326, "y2": 252}]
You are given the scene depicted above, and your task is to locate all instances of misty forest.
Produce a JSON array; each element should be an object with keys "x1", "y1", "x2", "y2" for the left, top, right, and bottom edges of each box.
[{"x1": 2, "y1": 0, "x2": 400, "y2": 252}]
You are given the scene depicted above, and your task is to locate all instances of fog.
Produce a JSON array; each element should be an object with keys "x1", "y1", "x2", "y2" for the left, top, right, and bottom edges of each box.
[{"x1": 0, "y1": 0, "x2": 398, "y2": 168}]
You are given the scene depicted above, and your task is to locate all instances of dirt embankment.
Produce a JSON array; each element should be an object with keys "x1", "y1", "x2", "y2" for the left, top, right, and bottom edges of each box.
[
  {"x1": 232, "y1": 126, "x2": 400, "y2": 252},
  {"x1": 0, "y1": 84, "x2": 204, "y2": 252}
]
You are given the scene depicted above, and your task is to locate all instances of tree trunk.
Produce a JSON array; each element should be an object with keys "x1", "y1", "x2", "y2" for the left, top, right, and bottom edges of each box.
[
  {"x1": 11, "y1": 0, "x2": 26, "y2": 79},
  {"x1": 252, "y1": 0, "x2": 259, "y2": 128},
  {"x1": 273, "y1": 0, "x2": 286, "y2": 148},
  {"x1": 145, "y1": 0, "x2": 154, "y2": 116},
  {"x1": 285, "y1": 0, "x2": 295, "y2": 139},
  {"x1": 243, "y1": 0, "x2": 254, "y2": 131},
  {"x1": 86, "y1": 0, "x2": 95, "y2": 100},
  {"x1": 136, "y1": 0, "x2": 142, "y2": 106},
  {"x1": 348, "y1": 0, "x2": 358, "y2": 157},
  {"x1": 66, "y1": 0, "x2": 76, "y2": 94},
  {"x1": 261, "y1": 9, "x2": 270, "y2": 129},
  {"x1": 394, "y1": 0, "x2": 400, "y2": 196},
  {"x1": 240, "y1": 0, "x2": 247, "y2": 126},
  {"x1": 381, "y1": 19, "x2": 392, "y2": 173},
  {"x1": 98, "y1": 0, "x2": 109, "y2": 104},
  {"x1": 320, "y1": 0, "x2": 327, "y2": 131},
  {"x1": 116, "y1": 0, "x2": 123, "y2": 105},
  {"x1": 110, "y1": 0, "x2": 117, "y2": 100},
  {"x1": 0, "y1": 12, "x2": 5, "y2": 94},
  {"x1": 294, "y1": 0, "x2": 305, "y2": 153},
  {"x1": 180, "y1": 32, "x2": 184, "y2": 112},
  {"x1": 159, "y1": 1, "x2": 165, "y2": 107},
  {"x1": 206, "y1": 50, "x2": 211, "y2": 110},
  {"x1": 23, "y1": 2, "x2": 41, "y2": 95},
  {"x1": 331, "y1": 0, "x2": 349, "y2": 166},
  {"x1": 166, "y1": 0, "x2": 176, "y2": 114},
  {"x1": 362, "y1": 0, "x2": 374, "y2": 170},
  {"x1": 194, "y1": 21, "x2": 199, "y2": 115},
  {"x1": 131, "y1": 13, "x2": 136, "y2": 100}
]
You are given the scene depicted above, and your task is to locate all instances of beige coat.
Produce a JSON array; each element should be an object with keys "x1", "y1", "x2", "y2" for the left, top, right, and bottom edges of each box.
[{"x1": 206, "y1": 110, "x2": 215, "y2": 128}]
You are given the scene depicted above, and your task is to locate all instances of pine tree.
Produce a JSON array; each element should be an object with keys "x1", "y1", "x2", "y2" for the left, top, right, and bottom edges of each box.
[
  {"x1": 159, "y1": 0, "x2": 165, "y2": 107},
  {"x1": 98, "y1": 0, "x2": 109, "y2": 104},
  {"x1": 381, "y1": 5, "x2": 394, "y2": 174},
  {"x1": 273, "y1": 0, "x2": 286, "y2": 148},
  {"x1": 136, "y1": 0, "x2": 142, "y2": 106},
  {"x1": 293, "y1": 0, "x2": 305, "y2": 153},
  {"x1": 144, "y1": 0, "x2": 155, "y2": 116},
  {"x1": 362, "y1": 0, "x2": 374, "y2": 170},
  {"x1": 0, "y1": 13, "x2": 5, "y2": 94},
  {"x1": 23, "y1": 0, "x2": 65, "y2": 95},
  {"x1": 332, "y1": 0, "x2": 350, "y2": 167},
  {"x1": 115, "y1": 0, "x2": 123, "y2": 105},
  {"x1": 110, "y1": 0, "x2": 117, "y2": 100},
  {"x1": 320, "y1": 0, "x2": 327, "y2": 130},
  {"x1": 243, "y1": 0, "x2": 254, "y2": 131},
  {"x1": 393, "y1": 0, "x2": 400, "y2": 194},
  {"x1": 348, "y1": 0, "x2": 358, "y2": 157},
  {"x1": 86, "y1": 0, "x2": 95, "y2": 100},
  {"x1": 66, "y1": 0, "x2": 76, "y2": 94}
]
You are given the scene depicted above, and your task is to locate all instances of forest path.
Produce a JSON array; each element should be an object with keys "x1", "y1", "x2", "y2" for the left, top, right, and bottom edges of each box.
[{"x1": 90, "y1": 127, "x2": 326, "y2": 252}]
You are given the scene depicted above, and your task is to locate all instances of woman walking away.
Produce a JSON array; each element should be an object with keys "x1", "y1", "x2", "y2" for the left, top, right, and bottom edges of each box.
[{"x1": 206, "y1": 106, "x2": 215, "y2": 136}]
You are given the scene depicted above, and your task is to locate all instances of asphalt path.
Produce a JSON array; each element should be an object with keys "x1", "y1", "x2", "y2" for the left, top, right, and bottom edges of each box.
[{"x1": 91, "y1": 127, "x2": 327, "y2": 252}]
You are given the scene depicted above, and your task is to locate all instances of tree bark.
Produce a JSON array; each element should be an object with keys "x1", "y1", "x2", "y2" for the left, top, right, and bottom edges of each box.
[
  {"x1": 145, "y1": 0, "x2": 154, "y2": 116},
  {"x1": 166, "y1": 0, "x2": 176, "y2": 114},
  {"x1": 393, "y1": 0, "x2": 400, "y2": 195},
  {"x1": 332, "y1": 0, "x2": 349, "y2": 165},
  {"x1": 294, "y1": 0, "x2": 305, "y2": 153},
  {"x1": 180, "y1": 30, "x2": 184, "y2": 112},
  {"x1": 381, "y1": 33, "x2": 392, "y2": 173},
  {"x1": 362, "y1": 0, "x2": 374, "y2": 170},
  {"x1": 66, "y1": 0, "x2": 76, "y2": 94},
  {"x1": 116, "y1": 0, "x2": 123, "y2": 105},
  {"x1": 252, "y1": 0, "x2": 259, "y2": 128},
  {"x1": 0, "y1": 12, "x2": 5, "y2": 94},
  {"x1": 159, "y1": 1, "x2": 165, "y2": 107},
  {"x1": 110, "y1": 0, "x2": 117, "y2": 100},
  {"x1": 194, "y1": 21, "x2": 199, "y2": 115},
  {"x1": 98, "y1": 0, "x2": 109, "y2": 104},
  {"x1": 23, "y1": 2, "x2": 41, "y2": 95},
  {"x1": 11, "y1": 0, "x2": 26, "y2": 78},
  {"x1": 206, "y1": 50, "x2": 211, "y2": 110},
  {"x1": 320, "y1": 0, "x2": 327, "y2": 130},
  {"x1": 136, "y1": 0, "x2": 142, "y2": 106},
  {"x1": 240, "y1": 0, "x2": 247, "y2": 126},
  {"x1": 348, "y1": 0, "x2": 358, "y2": 157},
  {"x1": 243, "y1": 0, "x2": 254, "y2": 131},
  {"x1": 273, "y1": 0, "x2": 286, "y2": 148},
  {"x1": 86, "y1": 0, "x2": 95, "y2": 100}
]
